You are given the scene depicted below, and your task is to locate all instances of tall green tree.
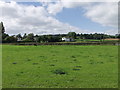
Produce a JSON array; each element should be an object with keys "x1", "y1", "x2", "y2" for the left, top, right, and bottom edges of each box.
[
  {"x1": 0, "y1": 22, "x2": 5, "y2": 33},
  {"x1": 0, "y1": 22, "x2": 9, "y2": 43},
  {"x1": 115, "y1": 34, "x2": 120, "y2": 38},
  {"x1": 27, "y1": 33, "x2": 34, "y2": 41},
  {"x1": 16, "y1": 34, "x2": 22, "y2": 38},
  {"x1": 23, "y1": 33, "x2": 27, "y2": 39},
  {"x1": 4, "y1": 36, "x2": 17, "y2": 43},
  {"x1": 67, "y1": 32, "x2": 76, "y2": 39}
]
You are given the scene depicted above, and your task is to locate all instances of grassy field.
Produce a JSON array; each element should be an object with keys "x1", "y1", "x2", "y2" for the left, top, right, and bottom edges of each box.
[
  {"x1": 75, "y1": 39, "x2": 119, "y2": 42},
  {"x1": 0, "y1": 45, "x2": 2, "y2": 89},
  {"x1": 2, "y1": 45, "x2": 118, "y2": 88}
]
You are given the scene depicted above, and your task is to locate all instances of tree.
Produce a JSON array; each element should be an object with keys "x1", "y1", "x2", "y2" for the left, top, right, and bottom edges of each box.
[
  {"x1": 47, "y1": 35, "x2": 61, "y2": 42},
  {"x1": 67, "y1": 32, "x2": 76, "y2": 39},
  {"x1": 4, "y1": 36, "x2": 17, "y2": 43},
  {"x1": 16, "y1": 33, "x2": 22, "y2": 41},
  {"x1": 16, "y1": 34, "x2": 22, "y2": 38},
  {"x1": 22, "y1": 33, "x2": 34, "y2": 42},
  {"x1": 27, "y1": 33, "x2": 34, "y2": 41},
  {"x1": 0, "y1": 22, "x2": 5, "y2": 33},
  {"x1": 115, "y1": 34, "x2": 120, "y2": 38},
  {"x1": 0, "y1": 22, "x2": 9, "y2": 43},
  {"x1": 2, "y1": 33, "x2": 9, "y2": 40},
  {"x1": 23, "y1": 33, "x2": 27, "y2": 39},
  {"x1": 34, "y1": 35, "x2": 39, "y2": 42},
  {"x1": 40, "y1": 35, "x2": 48, "y2": 42}
]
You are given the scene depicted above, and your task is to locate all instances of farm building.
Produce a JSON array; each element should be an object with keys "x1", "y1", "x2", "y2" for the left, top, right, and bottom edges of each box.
[
  {"x1": 17, "y1": 37, "x2": 22, "y2": 41},
  {"x1": 62, "y1": 37, "x2": 75, "y2": 42}
]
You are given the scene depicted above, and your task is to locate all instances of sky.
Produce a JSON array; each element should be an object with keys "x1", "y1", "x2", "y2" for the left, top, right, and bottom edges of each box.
[{"x1": 0, "y1": 0, "x2": 118, "y2": 35}]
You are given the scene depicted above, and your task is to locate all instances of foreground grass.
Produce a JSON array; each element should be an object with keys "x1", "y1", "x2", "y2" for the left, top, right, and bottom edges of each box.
[
  {"x1": 2, "y1": 45, "x2": 118, "y2": 88},
  {"x1": 0, "y1": 45, "x2": 2, "y2": 89}
]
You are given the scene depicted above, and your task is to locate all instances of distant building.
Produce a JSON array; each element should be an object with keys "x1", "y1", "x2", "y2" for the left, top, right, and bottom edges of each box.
[
  {"x1": 115, "y1": 43, "x2": 120, "y2": 46},
  {"x1": 62, "y1": 37, "x2": 75, "y2": 42},
  {"x1": 17, "y1": 37, "x2": 22, "y2": 41}
]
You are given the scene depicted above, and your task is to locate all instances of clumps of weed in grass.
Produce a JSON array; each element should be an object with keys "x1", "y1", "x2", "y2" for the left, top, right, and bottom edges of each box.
[
  {"x1": 71, "y1": 56, "x2": 76, "y2": 58},
  {"x1": 51, "y1": 51, "x2": 58, "y2": 53},
  {"x1": 18, "y1": 84, "x2": 26, "y2": 88},
  {"x1": 89, "y1": 60, "x2": 104, "y2": 64},
  {"x1": 75, "y1": 66, "x2": 82, "y2": 68},
  {"x1": 98, "y1": 55, "x2": 102, "y2": 56},
  {"x1": 16, "y1": 74, "x2": 20, "y2": 76},
  {"x1": 89, "y1": 62, "x2": 94, "y2": 64},
  {"x1": 73, "y1": 68, "x2": 80, "y2": 71},
  {"x1": 101, "y1": 62, "x2": 104, "y2": 64},
  {"x1": 73, "y1": 59, "x2": 77, "y2": 61},
  {"x1": 97, "y1": 61, "x2": 104, "y2": 64},
  {"x1": 39, "y1": 56, "x2": 45, "y2": 58},
  {"x1": 32, "y1": 63, "x2": 39, "y2": 65},
  {"x1": 53, "y1": 59, "x2": 57, "y2": 62},
  {"x1": 109, "y1": 60, "x2": 114, "y2": 62},
  {"x1": 69, "y1": 79, "x2": 74, "y2": 82},
  {"x1": 50, "y1": 64, "x2": 55, "y2": 66},
  {"x1": 12, "y1": 62, "x2": 17, "y2": 64},
  {"x1": 20, "y1": 72, "x2": 24, "y2": 74},
  {"x1": 44, "y1": 61, "x2": 47, "y2": 63},
  {"x1": 73, "y1": 65, "x2": 82, "y2": 71},
  {"x1": 39, "y1": 56, "x2": 46, "y2": 59},
  {"x1": 27, "y1": 59, "x2": 31, "y2": 61},
  {"x1": 52, "y1": 68, "x2": 67, "y2": 75},
  {"x1": 36, "y1": 75, "x2": 39, "y2": 77},
  {"x1": 16, "y1": 72, "x2": 24, "y2": 76},
  {"x1": 89, "y1": 60, "x2": 95, "y2": 64}
]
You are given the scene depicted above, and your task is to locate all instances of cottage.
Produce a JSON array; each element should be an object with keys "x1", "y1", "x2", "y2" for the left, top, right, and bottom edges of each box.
[
  {"x1": 62, "y1": 37, "x2": 75, "y2": 42},
  {"x1": 17, "y1": 37, "x2": 22, "y2": 41}
]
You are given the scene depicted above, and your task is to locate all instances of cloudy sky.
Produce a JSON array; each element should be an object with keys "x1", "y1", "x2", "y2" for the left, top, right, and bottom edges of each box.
[{"x1": 0, "y1": 0, "x2": 118, "y2": 35}]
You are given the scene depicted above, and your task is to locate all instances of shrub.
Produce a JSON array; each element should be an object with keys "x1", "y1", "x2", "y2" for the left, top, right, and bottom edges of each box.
[
  {"x1": 12, "y1": 62, "x2": 17, "y2": 64},
  {"x1": 71, "y1": 56, "x2": 76, "y2": 58},
  {"x1": 52, "y1": 68, "x2": 67, "y2": 75},
  {"x1": 73, "y1": 68, "x2": 80, "y2": 71}
]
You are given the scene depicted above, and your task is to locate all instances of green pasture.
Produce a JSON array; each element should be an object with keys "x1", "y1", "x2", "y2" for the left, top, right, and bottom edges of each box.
[
  {"x1": 75, "y1": 39, "x2": 119, "y2": 42},
  {"x1": 2, "y1": 45, "x2": 118, "y2": 88},
  {"x1": 0, "y1": 45, "x2": 2, "y2": 89}
]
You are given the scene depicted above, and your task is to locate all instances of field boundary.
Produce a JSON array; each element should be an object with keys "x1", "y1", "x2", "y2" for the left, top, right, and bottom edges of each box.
[
  {"x1": 2, "y1": 41, "x2": 120, "y2": 46},
  {"x1": 1, "y1": 88, "x2": 119, "y2": 90}
]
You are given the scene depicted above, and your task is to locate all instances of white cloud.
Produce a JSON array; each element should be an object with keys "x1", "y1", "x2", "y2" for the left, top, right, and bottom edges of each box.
[
  {"x1": 47, "y1": 2, "x2": 63, "y2": 15},
  {"x1": 1, "y1": 0, "x2": 119, "y2": 2},
  {"x1": 46, "y1": 1, "x2": 91, "y2": 15},
  {"x1": 0, "y1": 1, "x2": 86, "y2": 35},
  {"x1": 0, "y1": 1, "x2": 118, "y2": 35},
  {"x1": 46, "y1": 1, "x2": 118, "y2": 29},
  {"x1": 60, "y1": 0, "x2": 92, "y2": 8},
  {"x1": 84, "y1": 2, "x2": 118, "y2": 28},
  {"x1": 105, "y1": 29, "x2": 118, "y2": 35}
]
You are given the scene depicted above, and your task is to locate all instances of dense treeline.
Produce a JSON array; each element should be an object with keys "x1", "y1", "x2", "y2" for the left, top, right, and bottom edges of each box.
[{"x1": 0, "y1": 22, "x2": 120, "y2": 43}]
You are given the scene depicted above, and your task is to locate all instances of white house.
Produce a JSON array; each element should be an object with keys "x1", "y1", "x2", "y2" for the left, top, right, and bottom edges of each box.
[
  {"x1": 62, "y1": 37, "x2": 74, "y2": 42},
  {"x1": 17, "y1": 37, "x2": 22, "y2": 41}
]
